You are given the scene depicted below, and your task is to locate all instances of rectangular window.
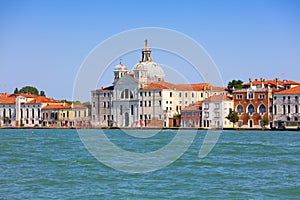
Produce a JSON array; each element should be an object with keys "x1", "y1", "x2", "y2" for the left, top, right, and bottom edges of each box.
[
  {"x1": 131, "y1": 105, "x2": 134, "y2": 115},
  {"x1": 258, "y1": 94, "x2": 265, "y2": 99},
  {"x1": 159, "y1": 114, "x2": 162, "y2": 120},
  {"x1": 140, "y1": 101, "x2": 143, "y2": 107},
  {"x1": 215, "y1": 103, "x2": 220, "y2": 109},
  {"x1": 170, "y1": 101, "x2": 172, "y2": 104},
  {"x1": 192, "y1": 93, "x2": 194, "y2": 98},
  {"x1": 140, "y1": 115, "x2": 143, "y2": 120},
  {"x1": 148, "y1": 115, "x2": 151, "y2": 119},
  {"x1": 140, "y1": 92, "x2": 143, "y2": 96},
  {"x1": 159, "y1": 100, "x2": 162, "y2": 106},
  {"x1": 149, "y1": 92, "x2": 151, "y2": 96},
  {"x1": 166, "y1": 101, "x2": 168, "y2": 104},
  {"x1": 179, "y1": 93, "x2": 182, "y2": 97},
  {"x1": 170, "y1": 92, "x2": 172, "y2": 97},
  {"x1": 103, "y1": 102, "x2": 106, "y2": 108},
  {"x1": 247, "y1": 92, "x2": 254, "y2": 99},
  {"x1": 236, "y1": 94, "x2": 243, "y2": 99},
  {"x1": 185, "y1": 93, "x2": 188, "y2": 97},
  {"x1": 159, "y1": 91, "x2": 162, "y2": 96},
  {"x1": 204, "y1": 103, "x2": 209, "y2": 109},
  {"x1": 144, "y1": 92, "x2": 147, "y2": 96},
  {"x1": 148, "y1": 101, "x2": 151, "y2": 107},
  {"x1": 144, "y1": 101, "x2": 147, "y2": 107},
  {"x1": 104, "y1": 115, "x2": 106, "y2": 120}
]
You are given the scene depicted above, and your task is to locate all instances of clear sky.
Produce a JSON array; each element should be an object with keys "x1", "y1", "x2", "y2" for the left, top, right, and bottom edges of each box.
[{"x1": 1, "y1": 0, "x2": 300, "y2": 101}]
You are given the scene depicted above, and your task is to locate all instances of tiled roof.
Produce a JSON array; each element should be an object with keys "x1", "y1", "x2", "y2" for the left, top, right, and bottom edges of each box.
[
  {"x1": 141, "y1": 81, "x2": 212, "y2": 91},
  {"x1": 182, "y1": 101, "x2": 202, "y2": 111},
  {"x1": 0, "y1": 93, "x2": 61, "y2": 105},
  {"x1": 244, "y1": 79, "x2": 299, "y2": 87},
  {"x1": 204, "y1": 95, "x2": 232, "y2": 102},
  {"x1": 93, "y1": 86, "x2": 114, "y2": 92},
  {"x1": 274, "y1": 86, "x2": 300, "y2": 95},
  {"x1": 26, "y1": 96, "x2": 60, "y2": 104},
  {"x1": 42, "y1": 103, "x2": 72, "y2": 109}
]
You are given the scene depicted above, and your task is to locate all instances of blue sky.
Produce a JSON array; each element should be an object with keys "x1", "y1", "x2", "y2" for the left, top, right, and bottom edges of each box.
[{"x1": 1, "y1": 0, "x2": 300, "y2": 101}]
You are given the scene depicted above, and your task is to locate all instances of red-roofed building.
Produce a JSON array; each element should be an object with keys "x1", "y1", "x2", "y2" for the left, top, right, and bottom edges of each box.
[
  {"x1": 272, "y1": 86, "x2": 300, "y2": 129},
  {"x1": 42, "y1": 102, "x2": 89, "y2": 128},
  {"x1": 0, "y1": 93, "x2": 90, "y2": 128},
  {"x1": 233, "y1": 78, "x2": 300, "y2": 129},
  {"x1": 202, "y1": 95, "x2": 233, "y2": 128},
  {"x1": 181, "y1": 101, "x2": 202, "y2": 127}
]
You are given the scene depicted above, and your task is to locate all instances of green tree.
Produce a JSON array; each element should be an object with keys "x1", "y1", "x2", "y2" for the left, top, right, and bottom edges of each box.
[
  {"x1": 261, "y1": 117, "x2": 270, "y2": 129},
  {"x1": 14, "y1": 88, "x2": 19, "y2": 94},
  {"x1": 227, "y1": 80, "x2": 243, "y2": 93},
  {"x1": 226, "y1": 109, "x2": 239, "y2": 128},
  {"x1": 19, "y1": 86, "x2": 39, "y2": 95}
]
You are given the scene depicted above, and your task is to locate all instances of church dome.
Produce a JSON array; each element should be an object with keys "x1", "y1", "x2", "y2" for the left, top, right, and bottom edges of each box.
[
  {"x1": 131, "y1": 61, "x2": 165, "y2": 82},
  {"x1": 114, "y1": 63, "x2": 128, "y2": 72}
]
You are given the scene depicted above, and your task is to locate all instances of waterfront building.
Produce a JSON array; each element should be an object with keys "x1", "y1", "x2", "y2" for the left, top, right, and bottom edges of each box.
[
  {"x1": 0, "y1": 93, "x2": 60, "y2": 127},
  {"x1": 202, "y1": 95, "x2": 233, "y2": 129},
  {"x1": 42, "y1": 103, "x2": 90, "y2": 128},
  {"x1": 181, "y1": 101, "x2": 202, "y2": 128},
  {"x1": 0, "y1": 93, "x2": 89, "y2": 128},
  {"x1": 91, "y1": 41, "x2": 226, "y2": 128},
  {"x1": 272, "y1": 86, "x2": 300, "y2": 129},
  {"x1": 233, "y1": 78, "x2": 300, "y2": 128}
]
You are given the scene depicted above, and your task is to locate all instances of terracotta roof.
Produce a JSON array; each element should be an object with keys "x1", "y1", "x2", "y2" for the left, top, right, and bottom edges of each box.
[
  {"x1": 94, "y1": 86, "x2": 114, "y2": 92},
  {"x1": 182, "y1": 101, "x2": 202, "y2": 111},
  {"x1": 26, "y1": 96, "x2": 60, "y2": 104},
  {"x1": 283, "y1": 80, "x2": 300, "y2": 85},
  {"x1": 204, "y1": 95, "x2": 232, "y2": 102},
  {"x1": 274, "y1": 86, "x2": 300, "y2": 95},
  {"x1": 244, "y1": 79, "x2": 299, "y2": 87},
  {"x1": 42, "y1": 103, "x2": 72, "y2": 109},
  {"x1": 141, "y1": 81, "x2": 212, "y2": 91}
]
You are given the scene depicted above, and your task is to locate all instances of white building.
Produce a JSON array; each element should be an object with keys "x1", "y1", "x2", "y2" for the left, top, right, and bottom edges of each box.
[
  {"x1": 91, "y1": 41, "x2": 226, "y2": 128},
  {"x1": 202, "y1": 95, "x2": 233, "y2": 129},
  {"x1": 272, "y1": 86, "x2": 300, "y2": 129}
]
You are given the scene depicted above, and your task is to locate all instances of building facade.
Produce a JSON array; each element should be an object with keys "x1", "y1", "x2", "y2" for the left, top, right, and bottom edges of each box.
[
  {"x1": 233, "y1": 78, "x2": 300, "y2": 128},
  {"x1": 91, "y1": 41, "x2": 226, "y2": 128},
  {"x1": 0, "y1": 93, "x2": 89, "y2": 128},
  {"x1": 202, "y1": 95, "x2": 233, "y2": 129},
  {"x1": 272, "y1": 86, "x2": 300, "y2": 129},
  {"x1": 181, "y1": 101, "x2": 202, "y2": 128}
]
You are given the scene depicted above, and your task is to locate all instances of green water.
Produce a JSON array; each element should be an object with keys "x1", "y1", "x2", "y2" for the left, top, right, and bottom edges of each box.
[{"x1": 0, "y1": 129, "x2": 299, "y2": 199}]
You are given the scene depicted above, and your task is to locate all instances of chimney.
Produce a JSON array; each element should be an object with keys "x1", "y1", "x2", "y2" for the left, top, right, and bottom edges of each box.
[
  {"x1": 249, "y1": 78, "x2": 252, "y2": 88},
  {"x1": 275, "y1": 78, "x2": 279, "y2": 89},
  {"x1": 260, "y1": 77, "x2": 264, "y2": 88}
]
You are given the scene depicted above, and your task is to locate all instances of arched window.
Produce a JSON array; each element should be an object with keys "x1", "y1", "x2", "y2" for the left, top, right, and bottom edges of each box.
[
  {"x1": 247, "y1": 104, "x2": 255, "y2": 115},
  {"x1": 288, "y1": 105, "x2": 290, "y2": 114},
  {"x1": 258, "y1": 104, "x2": 266, "y2": 115},
  {"x1": 295, "y1": 105, "x2": 298, "y2": 114},
  {"x1": 237, "y1": 104, "x2": 244, "y2": 115},
  {"x1": 283, "y1": 105, "x2": 286, "y2": 114},
  {"x1": 120, "y1": 105, "x2": 123, "y2": 115},
  {"x1": 32, "y1": 108, "x2": 35, "y2": 118},
  {"x1": 120, "y1": 89, "x2": 134, "y2": 99},
  {"x1": 274, "y1": 105, "x2": 277, "y2": 115}
]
